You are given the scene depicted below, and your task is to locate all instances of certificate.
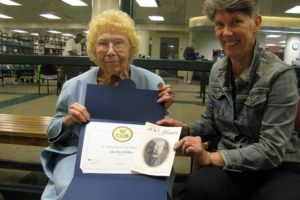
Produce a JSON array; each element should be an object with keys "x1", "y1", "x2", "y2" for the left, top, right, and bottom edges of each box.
[{"x1": 80, "y1": 121, "x2": 144, "y2": 174}]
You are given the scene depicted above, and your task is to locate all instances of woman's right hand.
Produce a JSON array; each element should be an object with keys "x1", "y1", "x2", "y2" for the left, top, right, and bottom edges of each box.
[
  {"x1": 156, "y1": 116, "x2": 190, "y2": 138},
  {"x1": 63, "y1": 103, "x2": 91, "y2": 128}
]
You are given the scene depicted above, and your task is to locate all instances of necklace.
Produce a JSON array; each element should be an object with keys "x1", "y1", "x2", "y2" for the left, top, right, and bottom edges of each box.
[{"x1": 96, "y1": 67, "x2": 131, "y2": 85}]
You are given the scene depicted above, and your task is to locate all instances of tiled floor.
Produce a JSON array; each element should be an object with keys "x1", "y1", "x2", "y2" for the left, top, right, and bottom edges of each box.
[{"x1": 0, "y1": 77, "x2": 207, "y2": 199}]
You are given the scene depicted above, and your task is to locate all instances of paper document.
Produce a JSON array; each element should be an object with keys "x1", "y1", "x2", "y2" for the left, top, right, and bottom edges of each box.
[
  {"x1": 131, "y1": 122, "x2": 181, "y2": 176},
  {"x1": 80, "y1": 121, "x2": 144, "y2": 174}
]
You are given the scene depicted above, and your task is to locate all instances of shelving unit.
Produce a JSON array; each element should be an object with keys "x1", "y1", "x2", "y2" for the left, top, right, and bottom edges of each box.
[
  {"x1": 81, "y1": 41, "x2": 87, "y2": 56},
  {"x1": 0, "y1": 32, "x2": 34, "y2": 55},
  {"x1": 0, "y1": 31, "x2": 36, "y2": 85},
  {"x1": 0, "y1": 31, "x2": 87, "y2": 86},
  {"x1": 37, "y1": 34, "x2": 86, "y2": 56},
  {"x1": 43, "y1": 34, "x2": 67, "y2": 55}
]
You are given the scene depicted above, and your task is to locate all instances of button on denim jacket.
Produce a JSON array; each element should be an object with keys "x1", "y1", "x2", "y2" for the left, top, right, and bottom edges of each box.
[{"x1": 190, "y1": 43, "x2": 300, "y2": 172}]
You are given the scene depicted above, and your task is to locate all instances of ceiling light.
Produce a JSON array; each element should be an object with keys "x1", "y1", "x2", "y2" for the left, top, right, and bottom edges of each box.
[
  {"x1": 12, "y1": 29, "x2": 28, "y2": 33},
  {"x1": 260, "y1": 30, "x2": 283, "y2": 33},
  {"x1": 136, "y1": 0, "x2": 158, "y2": 7},
  {"x1": 40, "y1": 14, "x2": 61, "y2": 20},
  {"x1": 266, "y1": 44, "x2": 276, "y2": 47},
  {"x1": 285, "y1": 6, "x2": 300, "y2": 14},
  {"x1": 0, "y1": 13, "x2": 13, "y2": 19},
  {"x1": 149, "y1": 16, "x2": 164, "y2": 21},
  {"x1": 48, "y1": 30, "x2": 61, "y2": 34},
  {"x1": 284, "y1": 31, "x2": 300, "y2": 34},
  {"x1": 62, "y1": 33, "x2": 74, "y2": 37},
  {"x1": 266, "y1": 34, "x2": 281, "y2": 38},
  {"x1": 31, "y1": 33, "x2": 39, "y2": 36},
  {"x1": 62, "y1": 0, "x2": 87, "y2": 6},
  {"x1": 261, "y1": 29, "x2": 300, "y2": 35},
  {"x1": 0, "y1": 0, "x2": 21, "y2": 6}
]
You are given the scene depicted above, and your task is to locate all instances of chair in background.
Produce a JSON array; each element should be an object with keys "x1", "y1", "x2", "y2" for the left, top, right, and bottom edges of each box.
[
  {"x1": 38, "y1": 65, "x2": 59, "y2": 95},
  {"x1": 60, "y1": 65, "x2": 90, "y2": 81}
]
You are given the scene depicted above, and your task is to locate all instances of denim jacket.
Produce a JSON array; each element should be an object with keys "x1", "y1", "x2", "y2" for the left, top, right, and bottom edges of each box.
[{"x1": 190, "y1": 43, "x2": 300, "y2": 172}]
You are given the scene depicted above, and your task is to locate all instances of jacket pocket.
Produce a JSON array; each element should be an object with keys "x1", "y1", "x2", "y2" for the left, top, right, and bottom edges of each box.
[
  {"x1": 244, "y1": 90, "x2": 267, "y2": 128},
  {"x1": 211, "y1": 86, "x2": 227, "y2": 121}
]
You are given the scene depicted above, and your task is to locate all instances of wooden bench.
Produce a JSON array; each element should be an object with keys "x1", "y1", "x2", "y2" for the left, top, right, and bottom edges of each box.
[
  {"x1": 0, "y1": 114, "x2": 51, "y2": 199},
  {"x1": 0, "y1": 114, "x2": 51, "y2": 171},
  {"x1": 0, "y1": 113, "x2": 50, "y2": 147}
]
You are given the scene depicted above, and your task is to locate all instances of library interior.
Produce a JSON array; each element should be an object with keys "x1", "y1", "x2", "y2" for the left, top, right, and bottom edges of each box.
[{"x1": 0, "y1": 0, "x2": 300, "y2": 200}]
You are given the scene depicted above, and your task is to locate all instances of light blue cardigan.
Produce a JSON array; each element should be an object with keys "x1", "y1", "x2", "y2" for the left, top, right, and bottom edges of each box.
[{"x1": 40, "y1": 65, "x2": 173, "y2": 200}]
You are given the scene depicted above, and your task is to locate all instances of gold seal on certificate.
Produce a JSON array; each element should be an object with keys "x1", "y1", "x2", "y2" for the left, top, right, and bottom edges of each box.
[{"x1": 112, "y1": 126, "x2": 133, "y2": 142}]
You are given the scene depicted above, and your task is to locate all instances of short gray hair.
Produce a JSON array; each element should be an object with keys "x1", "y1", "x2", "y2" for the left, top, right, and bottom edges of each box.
[{"x1": 203, "y1": 0, "x2": 258, "y2": 21}]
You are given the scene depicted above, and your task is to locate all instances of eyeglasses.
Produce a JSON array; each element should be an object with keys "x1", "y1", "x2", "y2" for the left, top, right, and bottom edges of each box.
[{"x1": 96, "y1": 39, "x2": 128, "y2": 52}]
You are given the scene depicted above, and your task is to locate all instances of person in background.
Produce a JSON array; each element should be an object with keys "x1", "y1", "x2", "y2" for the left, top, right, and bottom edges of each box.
[
  {"x1": 61, "y1": 33, "x2": 88, "y2": 81},
  {"x1": 157, "y1": 0, "x2": 300, "y2": 200},
  {"x1": 63, "y1": 33, "x2": 84, "y2": 56},
  {"x1": 212, "y1": 49, "x2": 219, "y2": 62},
  {"x1": 196, "y1": 55, "x2": 209, "y2": 100},
  {"x1": 183, "y1": 45, "x2": 196, "y2": 84},
  {"x1": 41, "y1": 9, "x2": 175, "y2": 200}
]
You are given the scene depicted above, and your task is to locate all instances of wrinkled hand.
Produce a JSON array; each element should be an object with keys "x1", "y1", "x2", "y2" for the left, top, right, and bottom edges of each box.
[
  {"x1": 63, "y1": 103, "x2": 91, "y2": 128},
  {"x1": 174, "y1": 136, "x2": 210, "y2": 166},
  {"x1": 157, "y1": 83, "x2": 175, "y2": 109}
]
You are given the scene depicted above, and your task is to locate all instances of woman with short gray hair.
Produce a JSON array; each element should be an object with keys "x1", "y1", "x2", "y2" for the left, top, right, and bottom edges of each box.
[{"x1": 157, "y1": 0, "x2": 300, "y2": 199}]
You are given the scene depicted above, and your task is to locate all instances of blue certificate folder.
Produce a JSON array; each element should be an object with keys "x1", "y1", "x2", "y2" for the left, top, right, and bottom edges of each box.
[{"x1": 63, "y1": 80, "x2": 167, "y2": 200}]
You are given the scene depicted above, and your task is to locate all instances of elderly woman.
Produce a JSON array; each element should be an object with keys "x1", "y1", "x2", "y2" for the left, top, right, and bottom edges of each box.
[
  {"x1": 41, "y1": 9, "x2": 175, "y2": 200},
  {"x1": 157, "y1": 0, "x2": 300, "y2": 200}
]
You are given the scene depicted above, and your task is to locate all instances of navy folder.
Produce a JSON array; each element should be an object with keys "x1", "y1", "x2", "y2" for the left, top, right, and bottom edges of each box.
[{"x1": 63, "y1": 80, "x2": 167, "y2": 200}]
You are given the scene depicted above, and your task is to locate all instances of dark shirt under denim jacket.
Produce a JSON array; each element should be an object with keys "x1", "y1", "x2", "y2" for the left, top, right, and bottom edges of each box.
[{"x1": 190, "y1": 42, "x2": 300, "y2": 172}]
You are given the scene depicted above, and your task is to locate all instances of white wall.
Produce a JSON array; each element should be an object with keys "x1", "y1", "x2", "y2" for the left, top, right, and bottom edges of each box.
[
  {"x1": 284, "y1": 35, "x2": 300, "y2": 65},
  {"x1": 149, "y1": 32, "x2": 188, "y2": 60},
  {"x1": 136, "y1": 30, "x2": 150, "y2": 57},
  {"x1": 191, "y1": 30, "x2": 220, "y2": 61}
]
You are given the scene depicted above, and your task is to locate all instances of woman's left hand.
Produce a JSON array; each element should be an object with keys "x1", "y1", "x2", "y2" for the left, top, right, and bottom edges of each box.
[{"x1": 157, "y1": 83, "x2": 175, "y2": 109}]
